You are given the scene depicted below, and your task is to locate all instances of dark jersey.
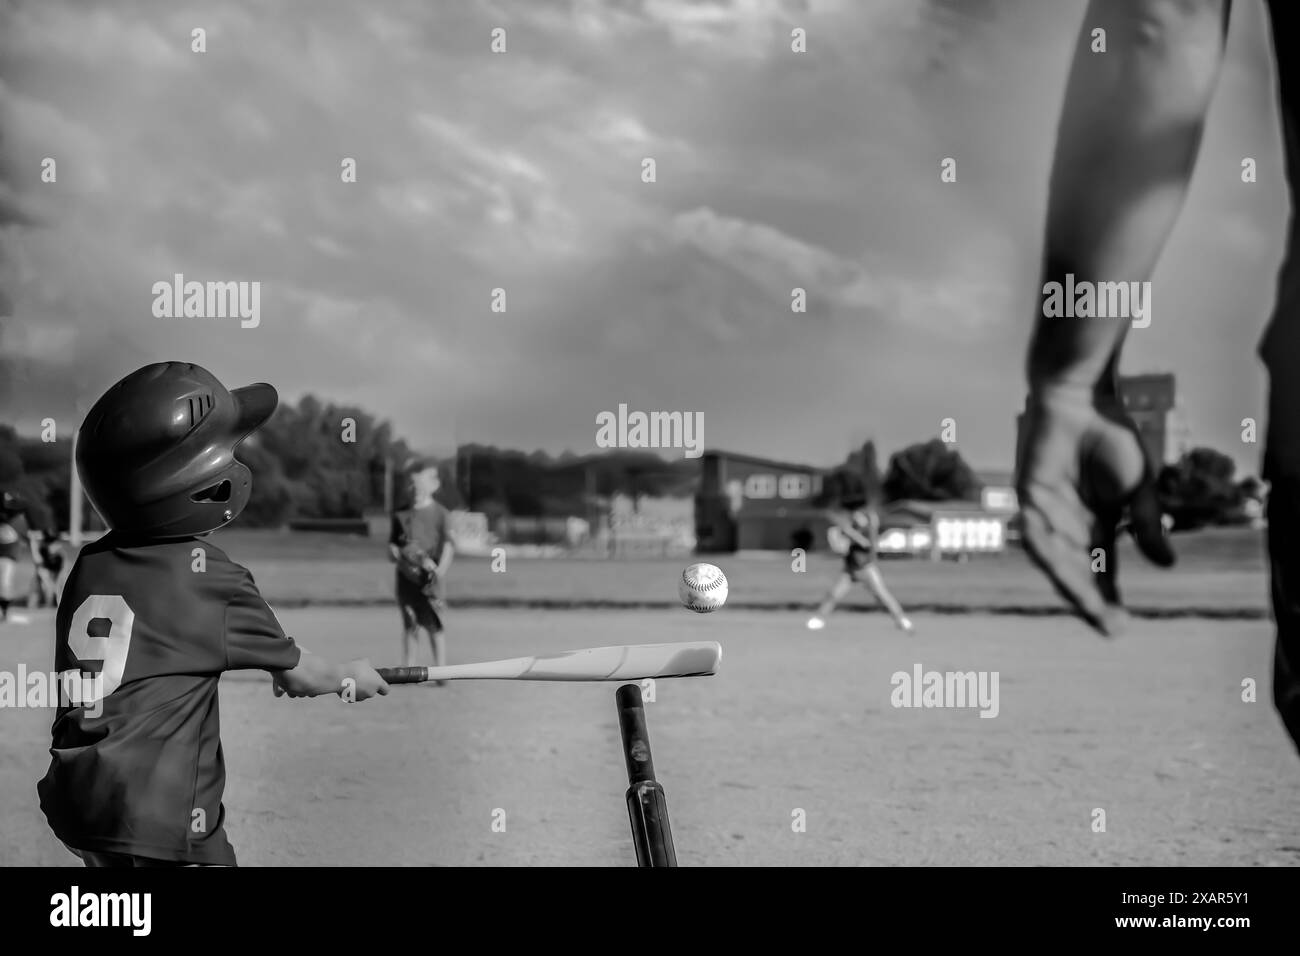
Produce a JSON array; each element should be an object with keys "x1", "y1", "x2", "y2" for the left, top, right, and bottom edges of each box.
[
  {"x1": 37, "y1": 535, "x2": 65, "y2": 573},
  {"x1": 390, "y1": 504, "x2": 451, "y2": 599},
  {"x1": 37, "y1": 533, "x2": 301, "y2": 865},
  {"x1": 842, "y1": 510, "x2": 875, "y2": 572}
]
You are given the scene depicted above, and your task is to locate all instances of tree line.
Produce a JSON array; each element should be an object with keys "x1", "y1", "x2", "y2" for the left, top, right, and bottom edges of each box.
[{"x1": 0, "y1": 402, "x2": 1265, "y2": 533}]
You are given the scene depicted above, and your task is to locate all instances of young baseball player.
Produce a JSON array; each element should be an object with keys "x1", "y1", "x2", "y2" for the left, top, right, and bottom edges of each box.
[
  {"x1": 807, "y1": 469, "x2": 913, "y2": 633},
  {"x1": 0, "y1": 490, "x2": 39, "y2": 625},
  {"x1": 389, "y1": 459, "x2": 454, "y2": 683},
  {"x1": 38, "y1": 362, "x2": 389, "y2": 867}
]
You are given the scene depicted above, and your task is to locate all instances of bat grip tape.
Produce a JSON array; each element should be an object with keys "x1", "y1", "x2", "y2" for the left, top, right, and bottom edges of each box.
[
  {"x1": 616, "y1": 683, "x2": 657, "y2": 784},
  {"x1": 377, "y1": 666, "x2": 428, "y2": 684}
]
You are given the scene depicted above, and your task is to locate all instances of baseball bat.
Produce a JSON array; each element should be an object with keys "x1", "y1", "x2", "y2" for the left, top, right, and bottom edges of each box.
[
  {"x1": 616, "y1": 683, "x2": 676, "y2": 867},
  {"x1": 843, "y1": 525, "x2": 872, "y2": 550},
  {"x1": 377, "y1": 641, "x2": 721, "y2": 685}
]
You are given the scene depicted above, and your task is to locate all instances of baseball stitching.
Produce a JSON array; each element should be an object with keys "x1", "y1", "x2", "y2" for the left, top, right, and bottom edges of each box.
[{"x1": 684, "y1": 568, "x2": 725, "y2": 591}]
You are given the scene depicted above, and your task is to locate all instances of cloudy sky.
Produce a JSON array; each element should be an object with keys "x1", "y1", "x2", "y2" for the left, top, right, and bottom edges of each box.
[{"x1": 0, "y1": 0, "x2": 1287, "y2": 475}]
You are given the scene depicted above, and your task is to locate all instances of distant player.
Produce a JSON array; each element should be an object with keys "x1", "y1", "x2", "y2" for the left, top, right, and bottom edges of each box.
[
  {"x1": 31, "y1": 530, "x2": 67, "y2": 608},
  {"x1": 39, "y1": 362, "x2": 388, "y2": 867},
  {"x1": 806, "y1": 469, "x2": 913, "y2": 633},
  {"x1": 0, "y1": 490, "x2": 39, "y2": 625},
  {"x1": 389, "y1": 459, "x2": 455, "y2": 682}
]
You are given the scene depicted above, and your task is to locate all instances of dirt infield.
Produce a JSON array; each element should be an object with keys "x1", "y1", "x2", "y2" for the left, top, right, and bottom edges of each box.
[{"x1": 3, "y1": 604, "x2": 1296, "y2": 866}]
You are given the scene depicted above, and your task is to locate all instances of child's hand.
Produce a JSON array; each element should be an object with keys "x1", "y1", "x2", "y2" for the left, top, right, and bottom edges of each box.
[
  {"x1": 272, "y1": 649, "x2": 388, "y2": 700},
  {"x1": 339, "y1": 659, "x2": 389, "y2": 702},
  {"x1": 272, "y1": 669, "x2": 309, "y2": 699}
]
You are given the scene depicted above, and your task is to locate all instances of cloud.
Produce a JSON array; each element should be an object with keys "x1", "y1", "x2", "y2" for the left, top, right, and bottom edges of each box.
[
  {"x1": 1, "y1": 3, "x2": 186, "y2": 73},
  {"x1": 0, "y1": 0, "x2": 1275, "y2": 475},
  {"x1": 670, "y1": 206, "x2": 1012, "y2": 335}
]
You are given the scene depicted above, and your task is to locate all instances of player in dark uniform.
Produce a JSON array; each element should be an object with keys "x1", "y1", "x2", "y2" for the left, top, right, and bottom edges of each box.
[
  {"x1": 0, "y1": 490, "x2": 39, "y2": 624},
  {"x1": 31, "y1": 530, "x2": 67, "y2": 608},
  {"x1": 1015, "y1": 0, "x2": 1300, "y2": 754},
  {"x1": 38, "y1": 362, "x2": 388, "y2": 866},
  {"x1": 389, "y1": 459, "x2": 454, "y2": 683},
  {"x1": 806, "y1": 468, "x2": 913, "y2": 633}
]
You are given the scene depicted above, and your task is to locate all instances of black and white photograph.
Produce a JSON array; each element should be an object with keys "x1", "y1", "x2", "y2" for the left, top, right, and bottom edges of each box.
[{"x1": 0, "y1": 0, "x2": 1296, "y2": 930}]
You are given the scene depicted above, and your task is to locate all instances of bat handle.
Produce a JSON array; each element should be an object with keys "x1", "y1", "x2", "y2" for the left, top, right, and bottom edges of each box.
[
  {"x1": 617, "y1": 684, "x2": 656, "y2": 782},
  {"x1": 377, "y1": 666, "x2": 429, "y2": 684},
  {"x1": 616, "y1": 684, "x2": 676, "y2": 867}
]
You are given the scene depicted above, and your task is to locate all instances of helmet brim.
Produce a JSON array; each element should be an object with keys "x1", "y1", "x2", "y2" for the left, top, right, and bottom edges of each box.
[{"x1": 231, "y1": 382, "x2": 278, "y2": 437}]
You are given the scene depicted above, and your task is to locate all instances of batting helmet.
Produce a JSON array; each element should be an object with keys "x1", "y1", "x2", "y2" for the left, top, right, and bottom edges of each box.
[{"x1": 76, "y1": 362, "x2": 277, "y2": 538}]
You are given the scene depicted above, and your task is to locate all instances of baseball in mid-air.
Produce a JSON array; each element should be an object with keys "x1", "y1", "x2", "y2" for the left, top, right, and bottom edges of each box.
[{"x1": 679, "y1": 562, "x2": 728, "y2": 613}]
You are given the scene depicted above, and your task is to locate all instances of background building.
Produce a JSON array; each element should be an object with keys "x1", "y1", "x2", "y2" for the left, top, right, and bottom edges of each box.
[
  {"x1": 877, "y1": 500, "x2": 1008, "y2": 558},
  {"x1": 695, "y1": 450, "x2": 826, "y2": 553},
  {"x1": 973, "y1": 468, "x2": 1017, "y2": 514},
  {"x1": 696, "y1": 451, "x2": 1015, "y2": 558},
  {"x1": 1119, "y1": 373, "x2": 1176, "y2": 468}
]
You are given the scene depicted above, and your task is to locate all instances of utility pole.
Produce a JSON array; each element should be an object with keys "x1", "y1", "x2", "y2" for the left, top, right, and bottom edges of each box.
[{"x1": 382, "y1": 455, "x2": 393, "y2": 514}]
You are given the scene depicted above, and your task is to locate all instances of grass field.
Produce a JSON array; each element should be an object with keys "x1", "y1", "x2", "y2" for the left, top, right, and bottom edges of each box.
[
  {"x1": 195, "y1": 525, "x2": 1270, "y2": 616},
  {"x1": 1, "y1": 527, "x2": 1295, "y2": 866}
]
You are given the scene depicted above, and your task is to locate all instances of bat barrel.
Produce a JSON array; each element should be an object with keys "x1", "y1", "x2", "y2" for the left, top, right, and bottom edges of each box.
[{"x1": 615, "y1": 683, "x2": 676, "y2": 867}]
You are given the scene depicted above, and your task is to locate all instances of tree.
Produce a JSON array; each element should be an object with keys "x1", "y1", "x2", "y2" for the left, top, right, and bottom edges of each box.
[
  {"x1": 0, "y1": 428, "x2": 70, "y2": 531},
  {"x1": 454, "y1": 444, "x2": 698, "y2": 516},
  {"x1": 0, "y1": 443, "x2": 22, "y2": 484},
  {"x1": 883, "y1": 439, "x2": 980, "y2": 503},
  {"x1": 1238, "y1": 475, "x2": 1265, "y2": 503},
  {"x1": 247, "y1": 395, "x2": 418, "y2": 522},
  {"x1": 1156, "y1": 447, "x2": 1244, "y2": 530}
]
